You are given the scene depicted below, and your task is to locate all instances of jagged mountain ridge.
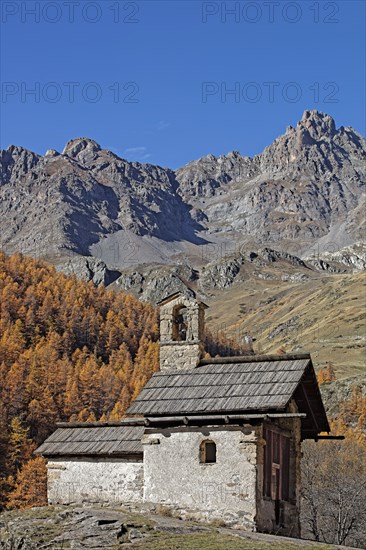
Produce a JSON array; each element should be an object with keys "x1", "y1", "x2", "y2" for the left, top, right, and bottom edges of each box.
[
  {"x1": 0, "y1": 140, "x2": 204, "y2": 259},
  {"x1": 176, "y1": 111, "x2": 365, "y2": 244},
  {"x1": 1, "y1": 110, "x2": 365, "y2": 269}
]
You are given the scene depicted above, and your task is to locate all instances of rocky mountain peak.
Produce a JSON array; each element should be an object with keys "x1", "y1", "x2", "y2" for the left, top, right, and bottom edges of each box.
[
  {"x1": 297, "y1": 110, "x2": 336, "y2": 140},
  {"x1": 45, "y1": 149, "x2": 60, "y2": 158},
  {"x1": 62, "y1": 138, "x2": 102, "y2": 163},
  {"x1": 205, "y1": 153, "x2": 216, "y2": 162},
  {"x1": 226, "y1": 151, "x2": 242, "y2": 159},
  {"x1": 1, "y1": 145, "x2": 41, "y2": 184},
  {"x1": 5, "y1": 144, "x2": 39, "y2": 158},
  {"x1": 257, "y1": 109, "x2": 359, "y2": 176}
]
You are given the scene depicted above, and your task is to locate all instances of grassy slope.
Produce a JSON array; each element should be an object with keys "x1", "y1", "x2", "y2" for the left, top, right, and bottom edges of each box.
[
  {"x1": 0, "y1": 506, "x2": 354, "y2": 550},
  {"x1": 205, "y1": 269, "x2": 366, "y2": 379},
  {"x1": 133, "y1": 532, "x2": 331, "y2": 549}
]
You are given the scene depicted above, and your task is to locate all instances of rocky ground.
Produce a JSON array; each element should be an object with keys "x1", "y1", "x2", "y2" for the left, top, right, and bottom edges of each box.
[{"x1": 0, "y1": 505, "x2": 359, "y2": 549}]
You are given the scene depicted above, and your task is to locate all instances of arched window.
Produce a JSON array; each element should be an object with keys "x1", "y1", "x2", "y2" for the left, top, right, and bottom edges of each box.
[
  {"x1": 199, "y1": 440, "x2": 216, "y2": 464},
  {"x1": 172, "y1": 305, "x2": 188, "y2": 341}
]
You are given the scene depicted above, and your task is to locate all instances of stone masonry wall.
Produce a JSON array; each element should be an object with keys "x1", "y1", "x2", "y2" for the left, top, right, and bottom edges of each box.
[
  {"x1": 159, "y1": 295, "x2": 206, "y2": 371},
  {"x1": 143, "y1": 426, "x2": 258, "y2": 528},
  {"x1": 46, "y1": 457, "x2": 143, "y2": 505},
  {"x1": 159, "y1": 341, "x2": 203, "y2": 371}
]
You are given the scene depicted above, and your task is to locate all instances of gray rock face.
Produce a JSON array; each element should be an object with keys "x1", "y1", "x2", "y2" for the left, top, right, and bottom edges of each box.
[
  {"x1": 254, "y1": 248, "x2": 308, "y2": 269},
  {"x1": 1, "y1": 111, "x2": 365, "y2": 281},
  {"x1": 304, "y1": 259, "x2": 342, "y2": 273},
  {"x1": 45, "y1": 148, "x2": 59, "y2": 158},
  {"x1": 268, "y1": 316, "x2": 299, "y2": 339},
  {"x1": 0, "y1": 503, "x2": 291, "y2": 549},
  {"x1": 59, "y1": 256, "x2": 121, "y2": 286},
  {"x1": 200, "y1": 258, "x2": 242, "y2": 289},
  {"x1": 111, "y1": 246, "x2": 338, "y2": 304},
  {"x1": 62, "y1": 137, "x2": 101, "y2": 162},
  {"x1": 321, "y1": 242, "x2": 366, "y2": 271},
  {"x1": 115, "y1": 264, "x2": 197, "y2": 304},
  {"x1": 176, "y1": 150, "x2": 259, "y2": 198},
  {"x1": 0, "y1": 137, "x2": 206, "y2": 260},
  {"x1": 0, "y1": 507, "x2": 152, "y2": 549},
  {"x1": 306, "y1": 243, "x2": 366, "y2": 273},
  {"x1": 1, "y1": 145, "x2": 40, "y2": 184}
]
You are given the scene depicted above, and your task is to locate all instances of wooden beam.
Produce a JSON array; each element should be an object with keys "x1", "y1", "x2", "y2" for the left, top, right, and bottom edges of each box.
[
  {"x1": 314, "y1": 435, "x2": 345, "y2": 441},
  {"x1": 56, "y1": 419, "x2": 145, "y2": 428},
  {"x1": 142, "y1": 413, "x2": 306, "y2": 426},
  {"x1": 297, "y1": 383, "x2": 320, "y2": 434}
]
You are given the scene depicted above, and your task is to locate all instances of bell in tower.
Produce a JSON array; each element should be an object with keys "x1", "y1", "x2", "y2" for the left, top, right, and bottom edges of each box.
[{"x1": 158, "y1": 292, "x2": 208, "y2": 371}]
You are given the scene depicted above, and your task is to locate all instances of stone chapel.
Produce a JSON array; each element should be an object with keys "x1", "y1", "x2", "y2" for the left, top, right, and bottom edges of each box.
[{"x1": 36, "y1": 292, "x2": 330, "y2": 536}]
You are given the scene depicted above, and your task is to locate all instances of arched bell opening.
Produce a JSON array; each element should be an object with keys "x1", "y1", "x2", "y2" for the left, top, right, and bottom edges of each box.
[{"x1": 172, "y1": 305, "x2": 188, "y2": 341}]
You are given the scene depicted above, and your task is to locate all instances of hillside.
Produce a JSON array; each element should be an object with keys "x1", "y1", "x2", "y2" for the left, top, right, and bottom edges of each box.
[
  {"x1": 0, "y1": 505, "x2": 359, "y2": 549},
  {"x1": 111, "y1": 247, "x2": 366, "y2": 379},
  {"x1": 205, "y1": 269, "x2": 366, "y2": 378}
]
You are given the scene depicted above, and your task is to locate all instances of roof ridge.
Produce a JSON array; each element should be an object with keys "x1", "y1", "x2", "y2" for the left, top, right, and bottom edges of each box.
[
  {"x1": 199, "y1": 353, "x2": 311, "y2": 365},
  {"x1": 55, "y1": 419, "x2": 143, "y2": 428}
]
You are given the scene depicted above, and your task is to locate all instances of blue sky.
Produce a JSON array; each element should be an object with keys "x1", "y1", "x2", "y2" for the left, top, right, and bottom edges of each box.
[{"x1": 1, "y1": 0, "x2": 365, "y2": 168}]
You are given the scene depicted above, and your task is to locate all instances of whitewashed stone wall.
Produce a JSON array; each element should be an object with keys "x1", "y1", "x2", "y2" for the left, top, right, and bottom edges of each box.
[
  {"x1": 46, "y1": 457, "x2": 143, "y2": 505},
  {"x1": 143, "y1": 426, "x2": 258, "y2": 528}
]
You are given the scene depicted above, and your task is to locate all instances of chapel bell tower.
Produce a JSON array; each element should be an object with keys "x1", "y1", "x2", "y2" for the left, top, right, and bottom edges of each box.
[{"x1": 158, "y1": 292, "x2": 208, "y2": 371}]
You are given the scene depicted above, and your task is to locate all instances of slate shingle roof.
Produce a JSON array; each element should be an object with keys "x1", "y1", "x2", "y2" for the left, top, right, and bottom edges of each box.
[
  {"x1": 35, "y1": 424, "x2": 144, "y2": 457},
  {"x1": 127, "y1": 357, "x2": 310, "y2": 416},
  {"x1": 126, "y1": 354, "x2": 330, "y2": 437}
]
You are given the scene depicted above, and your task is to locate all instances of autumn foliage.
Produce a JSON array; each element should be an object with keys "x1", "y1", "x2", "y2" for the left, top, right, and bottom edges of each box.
[
  {"x1": 317, "y1": 362, "x2": 336, "y2": 384},
  {"x1": 6, "y1": 457, "x2": 47, "y2": 510},
  {"x1": 317, "y1": 362, "x2": 366, "y2": 444},
  {"x1": 0, "y1": 252, "x2": 159, "y2": 509},
  {"x1": 329, "y1": 386, "x2": 366, "y2": 445}
]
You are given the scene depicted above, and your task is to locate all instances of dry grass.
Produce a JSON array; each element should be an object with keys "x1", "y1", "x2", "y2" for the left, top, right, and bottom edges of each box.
[
  {"x1": 131, "y1": 531, "x2": 333, "y2": 549},
  {"x1": 206, "y1": 270, "x2": 366, "y2": 379},
  {"x1": 155, "y1": 505, "x2": 173, "y2": 517}
]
